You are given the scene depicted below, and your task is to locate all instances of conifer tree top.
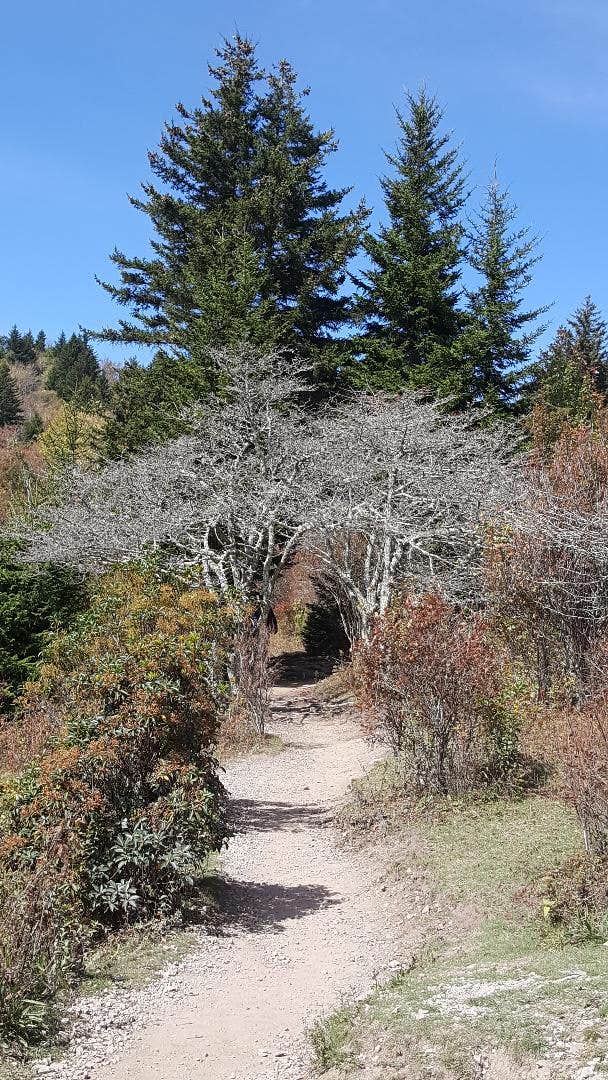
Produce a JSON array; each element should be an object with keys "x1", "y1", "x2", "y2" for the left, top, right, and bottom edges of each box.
[{"x1": 94, "y1": 35, "x2": 367, "y2": 381}]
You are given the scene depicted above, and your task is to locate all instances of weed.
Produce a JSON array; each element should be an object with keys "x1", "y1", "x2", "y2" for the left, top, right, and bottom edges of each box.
[{"x1": 309, "y1": 1006, "x2": 359, "y2": 1072}]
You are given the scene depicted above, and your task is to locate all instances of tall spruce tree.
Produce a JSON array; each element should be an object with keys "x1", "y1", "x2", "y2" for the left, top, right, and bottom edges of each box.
[
  {"x1": 566, "y1": 295, "x2": 608, "y2": 391},
  {"x1": 530, "y1": 297, "x2": 608, "y2": 439},
  {"x1": 96, "y1": 36, "x2": 366, "y2": 452},
  {"x1": 47, "y1": 333, "x2": 109, "y2": 404},
  {"x1": 0, "y1": 361, "x2": 23, "y2": 425},
  {"x1": 457, "y1": 175, "x2": 547, "y2": 412},
  {"x1": 4, "y1": 327, "x2": 36, "y2": 366},
  {"x1": 352, "y1": 88, "x2": 467, "y2": 393}
]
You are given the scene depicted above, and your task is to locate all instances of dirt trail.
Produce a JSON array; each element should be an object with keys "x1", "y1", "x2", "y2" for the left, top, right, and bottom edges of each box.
[{"x1": 53, "y1": 680, "x2": 410, "y2": 1080}]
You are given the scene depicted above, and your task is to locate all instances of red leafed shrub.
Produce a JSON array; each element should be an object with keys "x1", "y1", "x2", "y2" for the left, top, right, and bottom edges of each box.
[
  {"x1": 566, "y1": 643, "x2": 608, "y2": 856},
  {"x1": 353, "y1": 593, "x2": 521, "y2": 796}
]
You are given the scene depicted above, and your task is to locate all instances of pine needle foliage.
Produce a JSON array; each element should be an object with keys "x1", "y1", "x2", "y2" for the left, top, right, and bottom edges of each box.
[
  {"x1": 352, "y1": 88, "x2": 467, "y2": 394},
  {"x1": 458, "y1": 174, "x2": 548, "y2": 413},
  {"x1": 96, "y1": 35, "x2": 367, "y2": 452}
]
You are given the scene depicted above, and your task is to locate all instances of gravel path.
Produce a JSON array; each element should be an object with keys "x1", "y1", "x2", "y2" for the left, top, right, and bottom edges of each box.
[{"x1": 38, "y1": 681, "x2": 409, "y2": 1080}]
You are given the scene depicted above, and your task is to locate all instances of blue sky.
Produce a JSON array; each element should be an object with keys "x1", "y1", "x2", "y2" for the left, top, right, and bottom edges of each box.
[{"x1": 1, "y1": 0, "x2": 606, "y2": 364}]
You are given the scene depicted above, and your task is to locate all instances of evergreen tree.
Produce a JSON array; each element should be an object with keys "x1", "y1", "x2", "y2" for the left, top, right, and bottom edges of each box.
[
  {"x1": 0, "y1": 360, "x2": 23, "y2": 425},
  {"x1": 457, "y1": 175, "x2": 547, "y2": 412},
  {"x1": 530, "y1": 297, "x2": 608, "y2": 439},
  {"x1": 103, "y1": 357, "x2": 207, "y2": 454},
  {"x1": 5, "y1": 326, "x2": 20, "y2": 360},
  {"x1": 0, "y1": 543, "x2": 84, "y2": 709},
  {"x1": 6, "y1": 326, "x2": 36, "y2": 365},
  {"x1": 352, "y1": 88, "x2": 467, "y2": 393},
  {"x1": 4, "y1": 326, "x2": 36, "y2": 366},
  {"x1": 47, "y1": 333, "x2": 109, "y2": 404},
  {"x1": 566, "y1": 295, "x2": 608, "y2": 391},
  {"x1": 96, "y1": 36, "x2": 367, "y2": 450},
  {"x1": 35, "y1": 330, "x2": 46, "y2": 353},
  {"x1": 22, "y1": 411, "x2": 44, "y2": 442},
  {"x1": 39, "y1": 401, "x2": 102, "y2": 471}
]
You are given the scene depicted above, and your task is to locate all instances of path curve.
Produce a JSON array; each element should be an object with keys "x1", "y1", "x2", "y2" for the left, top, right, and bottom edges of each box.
[{"x1": 49, "y1": 682, "x2": 409, "y2": 1080}]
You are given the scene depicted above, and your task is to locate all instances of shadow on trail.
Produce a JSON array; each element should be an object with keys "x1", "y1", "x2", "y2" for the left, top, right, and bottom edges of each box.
[
  {"x1": 214, "y1": 876, "x2": 341, "y2": 934},
  {"x1": 231, "y1": 797, "x2": 330, "y2": 833},
  {"x1": 270, "y1": 698, "x2": 324, "y2": 721},
  {"x1": 273, "y1": 652, "x2": 335, "y2": 688}
]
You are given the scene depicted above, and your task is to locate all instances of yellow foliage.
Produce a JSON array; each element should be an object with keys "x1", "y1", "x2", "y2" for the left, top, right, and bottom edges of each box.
[{"x1": 38, "y1": 402, "x2": 102, "y2": 470}]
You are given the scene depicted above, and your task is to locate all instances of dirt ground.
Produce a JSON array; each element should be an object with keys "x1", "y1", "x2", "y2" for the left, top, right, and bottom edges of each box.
[{"x1": 44, "y1": 677, "x2": 418, "y2": 1080}]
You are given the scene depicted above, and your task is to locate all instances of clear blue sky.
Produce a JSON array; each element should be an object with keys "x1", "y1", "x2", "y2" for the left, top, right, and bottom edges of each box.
[{"x1": 1, "y1": 0, "x2": 606, "y2": 364}]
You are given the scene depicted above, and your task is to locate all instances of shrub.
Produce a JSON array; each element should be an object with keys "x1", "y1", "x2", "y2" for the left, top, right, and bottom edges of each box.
[
  {"x1": 565, "y1": 643, "x2": 608, "y2": 856},
  {"x1": 353, "y1": 593, "x2": 522, "y2": 797},
  {"x1": 230, "y1": 620, "x2": 275, "y2": 737},
  {"x1": 539, "y1": 856, "x2": 608, "y2": 944},
  {"x1": 0, "y1": 569, "x2": 236, "y2": 926},
  {"x1": 486, "y1": 421, "x2": 608, "y2": 696}
]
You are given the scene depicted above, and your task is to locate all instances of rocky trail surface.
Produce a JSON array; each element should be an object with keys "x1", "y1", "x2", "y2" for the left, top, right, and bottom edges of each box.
[{"x1": 40, "y1": 675, "x2": 411, "y2": 1080}]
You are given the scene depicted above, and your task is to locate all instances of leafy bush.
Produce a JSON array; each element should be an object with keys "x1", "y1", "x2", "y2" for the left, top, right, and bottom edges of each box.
[
  {"x1": 0, "y1": 569, "x2": 236, "y2": 925},
  {"x1": 539, "y1": 855, "x2": 608, "y2": 944},
  {"x1": 353, "y1": 593, "x2": 523, "y2": 796}
]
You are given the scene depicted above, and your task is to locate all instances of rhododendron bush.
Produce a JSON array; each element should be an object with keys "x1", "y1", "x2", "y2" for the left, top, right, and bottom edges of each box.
[{"x1": 0, "y1": 569, "x2": 236, "y2": 927}]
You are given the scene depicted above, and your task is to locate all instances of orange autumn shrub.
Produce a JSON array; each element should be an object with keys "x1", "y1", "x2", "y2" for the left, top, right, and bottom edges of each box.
[
  {"x1": 353, "y1": 593, "x2": 524, "y2": 797},
  {"x1": 0, "y1": 569, "x2": 236, "y2": 927}
]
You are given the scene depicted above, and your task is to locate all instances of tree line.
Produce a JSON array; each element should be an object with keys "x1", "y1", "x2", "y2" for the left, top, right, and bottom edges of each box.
[
  {"x1": 5, "y1": 36, "x2": 608, "y2": 453},
  {"x1": 0, "y1": 327, "x2": 109, "y2": 430},
  {"x1": 72, "y1": 35, "x2": 600, "y2": 452}
]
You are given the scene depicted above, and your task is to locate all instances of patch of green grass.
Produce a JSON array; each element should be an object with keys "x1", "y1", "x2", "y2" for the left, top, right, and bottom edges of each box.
[
  {"x1": 318, "y1": 793, "x2": 608, "y2": 1076},
  {"x1": 82, "y1": 924, "x2": 203, "y2": 994},
  {"x1": 423, "y1": 796, "x2": 581, "y2": 907},
  {"x1": 309, "y1": 1006, "x2": 360, "y2": 1072}
]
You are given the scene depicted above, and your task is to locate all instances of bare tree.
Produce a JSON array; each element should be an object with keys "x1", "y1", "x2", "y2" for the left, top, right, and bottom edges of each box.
[
  {"x1": 14, "y1": 347, "x2": 319, "y2": 610},
  {"x1": 12, "y1": 351, "x2": 517, "y2": 647},
  {"x1": 494, "y1": 427, "x2": 608, "y2": 692},
  {"x1": 306, "y1": 395, "x2": 518, "y2": 642}
]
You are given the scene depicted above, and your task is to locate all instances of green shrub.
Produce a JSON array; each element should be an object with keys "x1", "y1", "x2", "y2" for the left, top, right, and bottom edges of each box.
[
  {"x1": 0, "y1": 569, "x2": 236, "y2": 927},
  {"x1": 0, "y1": 543, "x2": 84, "y2": 712}
]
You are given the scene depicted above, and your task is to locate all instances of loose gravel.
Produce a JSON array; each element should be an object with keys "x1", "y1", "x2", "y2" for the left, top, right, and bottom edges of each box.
[{"x1": 33, "y1": 682, "x2": 411, "y2": 1080}]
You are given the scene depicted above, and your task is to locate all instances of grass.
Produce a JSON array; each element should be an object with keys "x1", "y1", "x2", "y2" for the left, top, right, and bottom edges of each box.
[
  {"x1": 314, "y1": 789, "x2": 608, "y2": 1076},
  {"x1": 310, "y1": 1005, "x2": 360, "y2": 1072},
  {"x1": 218, "y1": 728, "x2": 285, "y2": 762},
  {"x1": 81, "y1": 923, "x2": 205, "y2": 995}
]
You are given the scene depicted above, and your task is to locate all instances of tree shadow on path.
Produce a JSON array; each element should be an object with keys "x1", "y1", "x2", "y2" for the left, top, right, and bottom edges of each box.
[
  {"x1": 213, "y1": 876, "x2": 342, "y2": 934},
  {"x1": 230, "y1": 797, "x2": 330, "y2": 833}
]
